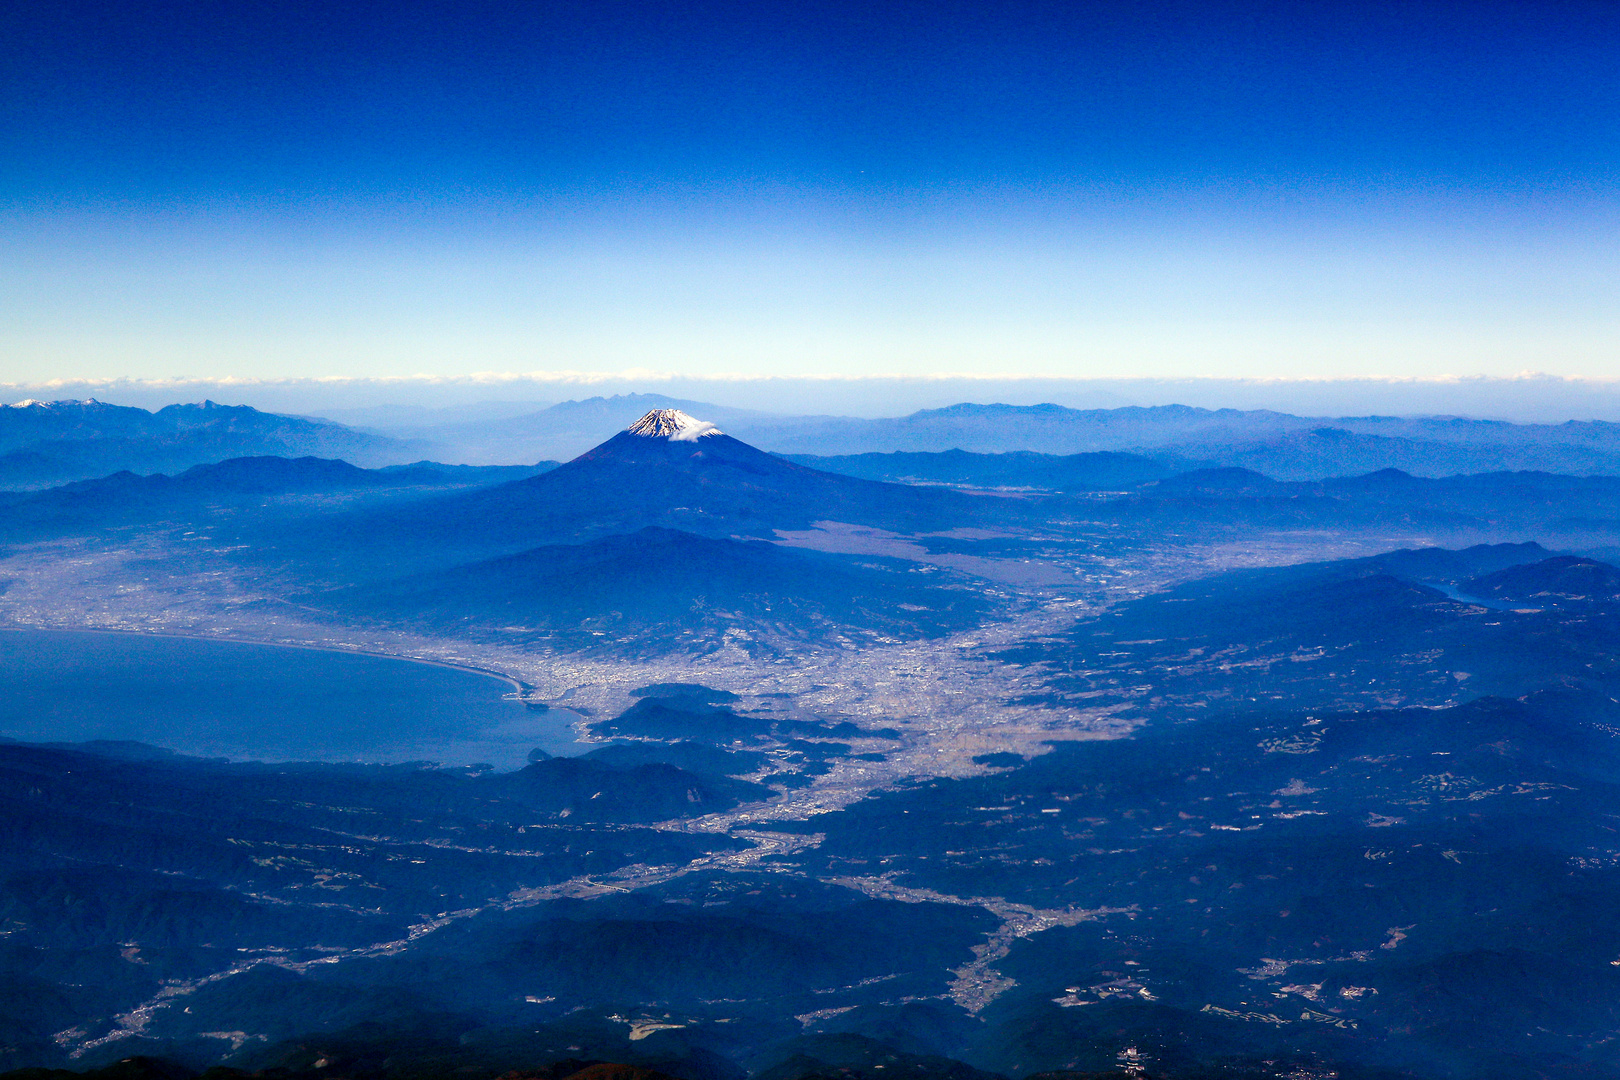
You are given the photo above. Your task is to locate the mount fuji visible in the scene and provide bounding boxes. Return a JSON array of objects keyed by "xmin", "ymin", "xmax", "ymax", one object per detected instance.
[
  {"xmin": 623, "ymin": 407, "xmax": 722, "ymax": 440},
  {"xmin": 286, "ymin": 411, "xmax": 1002, "ymax": 649},
  {"xmin": 259, "ymin": 409, "xmax": 1009, "ymax": 581}
]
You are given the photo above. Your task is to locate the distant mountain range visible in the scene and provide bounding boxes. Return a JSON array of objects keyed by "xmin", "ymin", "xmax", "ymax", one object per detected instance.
[
  {"xmin": 340, "ymin": 395, "xmax": 1620, "ymax": 479},
  {"xmin": 19, "ymin": 395, "xmax": 1620, "ymax": 488},
  {"xmin": 746, "ymin": 402, "xmax": 1620, "ymax": 475},
  {"xmin": 0, "ymin": 399, "xmax": 429, "ymax": 488},
  {"xmin": 783, "ymin": 452, "xmax": 1620, "ymax": 555}
]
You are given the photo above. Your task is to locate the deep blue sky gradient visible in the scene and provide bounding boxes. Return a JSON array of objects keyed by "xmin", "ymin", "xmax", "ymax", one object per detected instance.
[
  {"xmin": 7, "ymin": 0, "xmax": 1618, "ymax": 203},
  {"xmin": 2, "ymin": 1, "xmax": 1617, "ymax": 389}
]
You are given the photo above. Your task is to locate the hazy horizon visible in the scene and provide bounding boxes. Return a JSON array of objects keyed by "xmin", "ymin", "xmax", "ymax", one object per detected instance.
[{"xmin": 13, "ymin": 373, "xmax": 1620, "ymax": 426}]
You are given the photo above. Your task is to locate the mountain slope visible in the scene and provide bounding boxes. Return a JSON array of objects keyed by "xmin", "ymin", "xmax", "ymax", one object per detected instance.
[
  {"xmin": 314, "ymin": 525, "xmax": 991, "ymax": 651},
  {"xmin": 0, "ymin": 456, "xmax": 549, "ymax": 542},
  {"xmin": 250, "ymin": 410, "xmax": 1013, "ymax": 581},
  {"xmin": 1464, "ymin": 555, "xmax": 1620, "ymax": 606},
  {"xmin": 377, "ymin": 393, "xmax": 776, "ymax": 464},
  {"xmin": 0, "ymin": 400, "xmax": 423, "ymax": 487},
  {"xmin": 998, "ymin": 541, "xmax": 1620, "ymax": 718}
]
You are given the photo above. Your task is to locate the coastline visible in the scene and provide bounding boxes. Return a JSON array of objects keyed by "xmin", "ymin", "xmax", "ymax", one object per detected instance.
[
  {"xmin": 0, "ymin": 624, "xmax": 601, "ymax": 766},
  {"xmin": 0, "ymin": 622, "xmax": 538, "ymax": 699}
]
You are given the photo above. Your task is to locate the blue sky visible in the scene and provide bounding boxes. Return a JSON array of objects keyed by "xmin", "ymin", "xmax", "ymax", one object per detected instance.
[{"xmin": 3, "ymin": 0, "xmax": 1618, "ymax": 393}]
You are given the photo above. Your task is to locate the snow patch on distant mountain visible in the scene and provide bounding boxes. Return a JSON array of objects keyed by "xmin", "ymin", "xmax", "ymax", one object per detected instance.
[
  {"xmin": 6, "ymin": 398, "xmax": 108, "ymax": 410},
  {"xmin": 628, "ymin": 409, "xmax": 722, "ymax": 442}
]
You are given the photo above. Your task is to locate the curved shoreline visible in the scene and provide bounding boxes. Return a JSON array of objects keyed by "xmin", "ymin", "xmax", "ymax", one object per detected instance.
[
  {"xmin": 0, "ymin": 623, "xmax": 598, "ymax": 765},
  {"xmin": 0, "ymin": 623, "xmax": 537, "ymax": 699}
]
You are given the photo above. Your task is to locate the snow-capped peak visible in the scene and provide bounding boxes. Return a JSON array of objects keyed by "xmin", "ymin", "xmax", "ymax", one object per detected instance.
[{"xmin": 627, "ymin": 409, "xmax": 722, "ymax": 442}]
